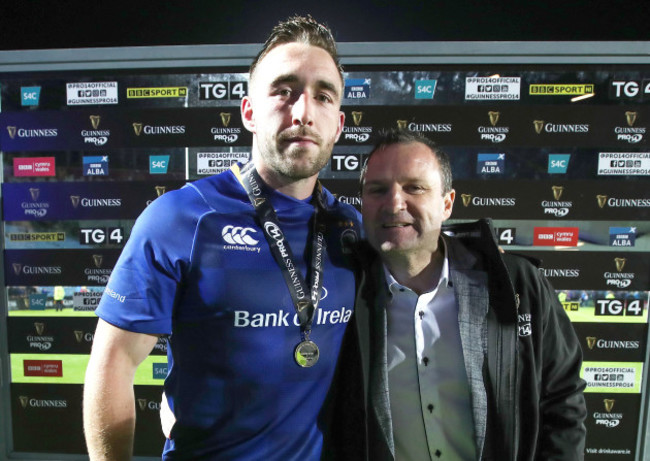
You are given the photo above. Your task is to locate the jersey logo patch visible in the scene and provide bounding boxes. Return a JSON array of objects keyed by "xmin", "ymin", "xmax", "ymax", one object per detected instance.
[{"xmin": 222, "ymin": 225, "xmax": 259, "ymax": 246}]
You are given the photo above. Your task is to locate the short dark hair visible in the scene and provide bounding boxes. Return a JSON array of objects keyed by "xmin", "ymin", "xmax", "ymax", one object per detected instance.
[
  {"xmin": 360, "ymin": 128, "xmax": 453, "ymax": 194},
  {"xmin": 249, "ymin": 15, "xmax": 343, "ymax": 86}
]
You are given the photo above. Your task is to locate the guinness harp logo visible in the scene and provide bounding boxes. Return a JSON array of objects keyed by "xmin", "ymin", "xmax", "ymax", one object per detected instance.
[
  {"xmin": 93, "ymin": 254, "xmax": 103, "ymax": 268},
  {"xmin": 488, "ymin": 111, "xmax": 500, "ymax": 126},
  {"xmin": 352, "ymin": 111, "xmax": 363, "ymax": 126},
  {"xmin": 132, "ymin": 123, "xmax": 143, "ymax": 136},
  {"xmin": 396, "ymin": 120, "xmax": 408, "ymax": 130},
  {"xmin": 220, "ymin": 112, "xmax": 231, "ymax": 127},
  {"xmin": 297, "ymin": 301, "xmax": 310, "ymax": 312},
  {"xmin": 12, "ymin": 263, "xmax": 22, "ymax": 275},
  {"xmin": 19, "ymin": 396, "xmax": 29, "ymax": 409},
  {"xmin": 70, "ymin": 196, "xmax": 81, "ymax": 208},
  {"xmin": 155, "ymin": 186, "xmax": 167, "ymax": 197},
  {"xmin": 552, "ymin": 186, "xmax": 564, "ymax": 201},
  {"xmin": 90, "ymin": 115, "xmax": 101, "ymax": 129},
  {"xmin": 614, "ymin": 257, "xmax": 626, "ymax": 272},
  {"xmin": 74, "ymin": 330, "xmax": 84, "ymax": 343},
  {"xmin": 604, "ymin": 399, "xmax": 615, "ymax": 413},
  {"xmin": 34, "ymin": 322, "xmax": 45, "ymax": 335},
  {"xmin": 29, "ymin": 187, "xmax": 40, "ymax": 201},
  {"xmin": 586, "ymin": 337, "xmax": 597, "ymax": 350},
  {"xmin": 137, "ymin": 399, "xmax": 147, "ymax": 411},
  {"xmin": 7, "ymin": 126, "xmax": 17, "ymax": 139},
  {"xmin": 534, "ymin": 120, "xmax": 544, "ymax": 134},
  {"xmin": 597, "ymin": 195, "xmax": 608, "ymax": 209},
  {"xmin": 461, "ymin": 194, "xmax": 472, "ymax": 207},
  {"xmin": 254, "ymin": 197, "xmax": 266, "ymax": 207},
  {"xmin": 625, "ymin": 111, "xmax": 637, "ymax": 127}
]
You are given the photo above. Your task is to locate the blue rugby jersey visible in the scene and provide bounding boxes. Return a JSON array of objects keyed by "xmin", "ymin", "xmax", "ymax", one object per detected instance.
[{"xmin": 96, "ymin": 168, "xmax": 361, "ymax": 460}]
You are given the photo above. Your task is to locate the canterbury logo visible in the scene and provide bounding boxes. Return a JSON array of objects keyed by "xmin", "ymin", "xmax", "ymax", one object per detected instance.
[{"xmin": 222, "ymin": 226, "xmax": 259, "ymax": 246}]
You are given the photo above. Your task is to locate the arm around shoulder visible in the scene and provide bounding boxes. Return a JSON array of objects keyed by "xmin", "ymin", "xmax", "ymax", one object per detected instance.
[{"xmin": 83, "ymin": 318, "xmax": 159, "ymax": 461}]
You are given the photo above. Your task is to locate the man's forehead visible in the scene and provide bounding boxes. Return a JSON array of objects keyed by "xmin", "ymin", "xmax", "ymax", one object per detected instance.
[
  {"xmin": 365, "ymin": 147, "xmax": 441, "ymax": 179},
  {"xmin": 252, "ymin": 43, "xmax": 342, "ymax": 86}
]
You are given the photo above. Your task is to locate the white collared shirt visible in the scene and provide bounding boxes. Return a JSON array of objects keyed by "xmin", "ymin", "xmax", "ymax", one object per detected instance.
[{"xmin": 385, "ymin": 246, "xmax": 477, "ymax": 461}]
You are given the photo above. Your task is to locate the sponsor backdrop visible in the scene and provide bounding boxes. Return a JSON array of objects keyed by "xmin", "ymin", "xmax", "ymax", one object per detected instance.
[{"xmin": 1, "ymin": 67, "xmax": 649, "ymax": 458}]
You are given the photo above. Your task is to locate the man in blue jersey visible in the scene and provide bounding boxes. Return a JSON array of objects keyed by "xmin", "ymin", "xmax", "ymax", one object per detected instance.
[{"xmin": 83, "ymin": 16, "xmax": 361, "ymax": 460}]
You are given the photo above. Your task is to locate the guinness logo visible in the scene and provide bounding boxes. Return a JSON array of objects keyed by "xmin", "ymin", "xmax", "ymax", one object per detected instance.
[
  {"xmin": 34, "ymin": 322, "xmax": 45, "ymax": 335},
  {"xmin": 586, "ymin": 336, "xmax": 597, "ymax": 350},
  {"xmin": 625, "ymin": 111, "xmax": 637, "ymax": 127},
  {"xmin": 155, "ymin": 186, "xmax": 166, "ymax": 197},
  {"xmin": 552, "ymin": 185, "xmax": 564, "ymax": 201},
  {"xmin": 74, "ymin": 331, "xmax": 84, "ymax": 343},
  {"xmin": 19, "ymin": 396, "xmax": 29, "ymax": 409},
  {"xmin": 29, "ymin": 188, "xmax": 40, "ymax": 201},
  {"xmin": 397, "ymin": 120, "xmax": 408, "ymax": 130},
  {"xmin": 604, "ymin": 399, "xmax": 615, "ymax": 413},
  {"xmin": 132, "ymin": 123, "xmax": 143, "ymax": 136},
  {"xmin": 70, "ymin": 196, "xmax": 81, "ymax": 208},
  {"xmin": 461, "ymin": 194, "xmax": 472, "ymax": 207},
  {"xmin": 220, "ymin": 112, "xmax": 231, "ymax": 127},
  {"xmin": 597, "ymin": 195, "xmax": 608, "ymax": 209},
  {"xmin": 12, "ymin": 263, "xmax": 21, "ymax": 275},
  {"xmin": 615, "ymin": 257, "xmax": 626, "ymax": 272},
  {"xmin": 7, "ymin": 126, "xmax": 17, "ymax": 139},
  {"xmin": 488, "ymin": 111, "xmax": 500, "ymax": 126},
  {"xmin": 137, "ymin": 399, "xmax": 147, "ymax": 411},
  {"xmin": 352, "ymin": 111, "xmax": 363, "ymax": 126},
  {"xmin": 254, "ymin": 197, "xmax": 266, "ymax": 207},
  {"xmin": 534, "ymin": 120, "xmax": 544, "ymax": 134},
  {"xmin": 297, "ymin": 301, "xmax": 310, "ymax": 312},
  {"xmin": 90, "ymin": 115, "xmax": 101, "ymax": 129},
  {"xmin": 93, "ymin": 254, "xmax": 103, "ymax": 268}
]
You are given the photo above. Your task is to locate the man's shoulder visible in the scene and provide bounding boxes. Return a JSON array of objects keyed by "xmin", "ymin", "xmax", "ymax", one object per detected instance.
[{"xmin": 320, "ymin": 184, "xmax": 362, "ymax": 222}]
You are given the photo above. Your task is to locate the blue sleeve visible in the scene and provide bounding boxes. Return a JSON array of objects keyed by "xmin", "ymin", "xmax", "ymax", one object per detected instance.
[{"xmin": 95, "ymin": 186, "xmax": 204, "ymax": 334}]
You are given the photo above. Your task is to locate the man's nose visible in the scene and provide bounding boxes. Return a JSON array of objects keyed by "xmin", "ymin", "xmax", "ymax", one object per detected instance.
[
  {"xmin": 384, "ymin": 186, "xmax": 406, "ymax": 213},
  {"xmin": 292, "ymin": 93, "xmax": 314, "ymax": 126}
]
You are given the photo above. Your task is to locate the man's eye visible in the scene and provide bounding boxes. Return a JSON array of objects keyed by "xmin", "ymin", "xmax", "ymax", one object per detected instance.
[
  {"xmin": 317, "ymin": 93, "xmax": 333, "ymax": 103},
  {"xmin": 406, "ymin": 185, "xmax": 426, "ymax": 194}
]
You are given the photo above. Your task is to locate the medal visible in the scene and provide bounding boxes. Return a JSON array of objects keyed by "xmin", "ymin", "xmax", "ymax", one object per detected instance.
[
  {"xmin": 236, "ymin": 163, "xmax": 327, "ymax": 369},
  {"xmin": 294, "ymin": 340, "xmax": 320, "ymax": 368}
]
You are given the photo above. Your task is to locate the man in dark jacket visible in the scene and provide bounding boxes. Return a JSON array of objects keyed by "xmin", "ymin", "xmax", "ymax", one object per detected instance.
[{"xmin": 326, "ymin": 128, "xmax": 587, "ymax": 460}]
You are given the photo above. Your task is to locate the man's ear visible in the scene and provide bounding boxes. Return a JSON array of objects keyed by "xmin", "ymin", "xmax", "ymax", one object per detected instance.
[
  {"xmin": 241, "ymin": 96, "xmax": 255, "ymax": 133},
  {"xmin": 333, "ymin": 110, "xmax": 345, "ymax": 142},
  {"xmin": 443, "ymin": 189, "xmax": 455, "ymax": 221}
]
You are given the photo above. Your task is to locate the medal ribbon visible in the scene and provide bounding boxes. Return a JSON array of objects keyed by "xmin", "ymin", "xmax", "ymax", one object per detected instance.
[{"xmin": 235, "ymin": 162, "xmax": 326, "ymax": 341}]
